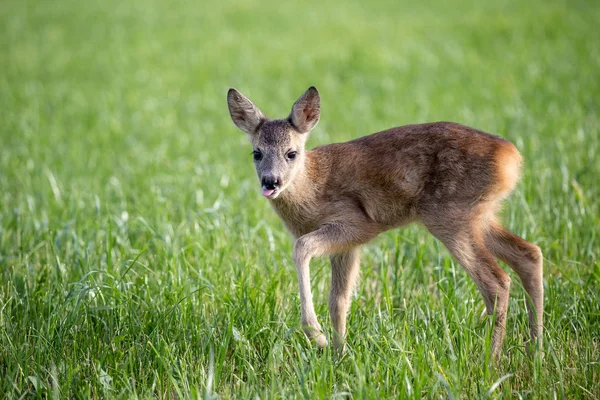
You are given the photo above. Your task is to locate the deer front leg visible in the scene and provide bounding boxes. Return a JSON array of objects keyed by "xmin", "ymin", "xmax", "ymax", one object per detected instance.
[
  {"xmin": 330, "ymin": 247, "xmax": 361, "ymax": 352},
  {"xmin": 292, "ymin": 235, "xmax": 327, "ymax": 348},
  {"xmin": 293, "ymin": 232, "xmax": 327, "ymax": 348},
  {"xmin": 293, "ymin": 221, "xmax": 377, "ymax": 349}
]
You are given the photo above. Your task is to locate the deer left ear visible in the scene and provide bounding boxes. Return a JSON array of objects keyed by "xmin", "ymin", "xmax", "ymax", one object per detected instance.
[{"xmin": 290, "ymin": 86, "xmax": 320, "ymax": 134}]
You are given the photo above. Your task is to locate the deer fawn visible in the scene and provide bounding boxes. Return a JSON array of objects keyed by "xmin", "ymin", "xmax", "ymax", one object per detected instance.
[{"xmin": 227, "ymin": 86, "xmax": 543, "ymax": 359}]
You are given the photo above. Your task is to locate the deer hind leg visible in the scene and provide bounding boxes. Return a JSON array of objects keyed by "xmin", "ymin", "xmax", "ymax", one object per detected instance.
[
  {"xmin": 329, "ymin": 247, "xmax": 361, "ymax": 353},
  {"xmin": 424, "ymin": 216, "xmax": 511, "ymax": 360},
  {"xmin": 485, "ymin": 221, "xmax": 543, "ymax": 351}
]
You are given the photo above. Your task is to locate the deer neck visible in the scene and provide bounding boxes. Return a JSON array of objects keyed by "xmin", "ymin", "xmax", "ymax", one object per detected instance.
[
  {"xmin": 277, "ymin": 156, "xmax": 319, "ymax": 204},
  {"xmin": 268, "ymin": 154, "xmax": 323, "ymax": 235}
]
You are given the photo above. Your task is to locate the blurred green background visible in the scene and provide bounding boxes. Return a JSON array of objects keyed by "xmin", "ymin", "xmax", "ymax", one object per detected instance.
[{"xmin": 1, "ymin": 0, "xmax": 599, "ymax": 398}]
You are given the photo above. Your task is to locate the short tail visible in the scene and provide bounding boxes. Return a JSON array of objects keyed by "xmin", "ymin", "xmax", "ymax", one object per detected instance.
[{"xmin": 488, "ymin": 140, "xmax": 523, "ymax": 201}]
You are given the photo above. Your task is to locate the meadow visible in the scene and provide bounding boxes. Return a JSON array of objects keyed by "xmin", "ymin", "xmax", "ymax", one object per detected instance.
[{"xmin": 1, "ymin": 0, "xmax": 599, "ymax": 398}]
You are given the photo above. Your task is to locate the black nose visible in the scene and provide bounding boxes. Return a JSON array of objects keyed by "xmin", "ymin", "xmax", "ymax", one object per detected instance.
[{"xmin": 262, "ymin": 176, "xmax": 280, "ymax": 190}]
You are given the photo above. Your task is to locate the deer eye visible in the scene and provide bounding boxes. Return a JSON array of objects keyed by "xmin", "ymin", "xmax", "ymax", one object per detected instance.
[
  {"xmin": 286, "ymin": 151, "xmax": 297, "ymax": 161},
  {"xmin": 252, "ymin": 150, "xmax": 262, "ymax": 161}
]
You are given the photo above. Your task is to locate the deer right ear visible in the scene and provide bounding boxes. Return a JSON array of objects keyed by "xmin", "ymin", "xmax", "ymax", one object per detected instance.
[{"xmin": 227, "ymin": 88, "xmax": 266, "ymax": 135}]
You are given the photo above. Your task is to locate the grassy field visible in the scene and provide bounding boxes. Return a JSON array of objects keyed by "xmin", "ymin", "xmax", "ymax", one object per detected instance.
[{"xmin": 1, "ymin": 0, "xmax": 599, "ymax": 398}]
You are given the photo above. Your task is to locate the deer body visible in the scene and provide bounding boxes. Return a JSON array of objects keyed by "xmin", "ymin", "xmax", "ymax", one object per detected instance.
[
  {"xmin": 270, "ymin": 122, "xmax": 520, "ymax": 236},
  {"xmin": 227, "ymin": 87, "xmax": 543, "ymax": 360}
]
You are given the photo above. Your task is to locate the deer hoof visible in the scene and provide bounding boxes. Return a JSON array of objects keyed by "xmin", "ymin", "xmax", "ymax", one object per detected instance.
[
  {"xmin": 304, "ymin": 326, "xmax": 328, "ymax": 348},
  {"xmin": 313, "ymin": 332, "xmax": 328, "ymax": 348}
]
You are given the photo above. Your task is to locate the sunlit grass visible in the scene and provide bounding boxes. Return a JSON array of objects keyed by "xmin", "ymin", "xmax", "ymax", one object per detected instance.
[{"xmin": 1, "ymin": 0, "xmax": 599, "ymax": 398}]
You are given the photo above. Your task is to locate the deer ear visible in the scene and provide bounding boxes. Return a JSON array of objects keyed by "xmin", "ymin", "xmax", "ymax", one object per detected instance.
[
  {"xmin": 289, "ymin": 86, "xmax": 320, "ymax": 134},
  {"xmin": 227, "ymin": 88, "xmax": 266, "ymax": 134}
]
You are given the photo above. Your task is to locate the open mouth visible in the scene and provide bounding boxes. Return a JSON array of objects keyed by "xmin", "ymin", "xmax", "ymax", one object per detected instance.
[{"xmin": 262, "ymin": 187, "xmax": 278, "ymax": 198}]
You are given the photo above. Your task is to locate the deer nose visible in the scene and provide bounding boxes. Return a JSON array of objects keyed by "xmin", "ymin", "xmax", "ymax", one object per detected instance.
[{"xmin": 262, "ymin": 176, "xmax": 280, "ymax": 190}]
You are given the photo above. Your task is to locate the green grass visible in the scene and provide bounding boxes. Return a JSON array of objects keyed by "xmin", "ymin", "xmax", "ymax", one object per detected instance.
[{"xmin": 1, "ymin": 0, "xmax": 599, "ymax": 397}]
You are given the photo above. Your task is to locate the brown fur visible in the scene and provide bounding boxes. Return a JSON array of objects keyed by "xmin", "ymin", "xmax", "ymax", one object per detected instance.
[{"xmin": 227, "ymin": 87, "xmax": 544, "ymax": 360}]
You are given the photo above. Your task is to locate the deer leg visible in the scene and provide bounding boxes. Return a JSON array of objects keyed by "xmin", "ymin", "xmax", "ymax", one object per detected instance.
[
  {"xmin": 329, "ymin": 247, "xmax": 361, "ymax": 352},
  {"xmin": 293, "ymin": 221, "xmax": 376, "ymax": 349},
  {"xmin": 292, "ymin": 238, "xmax": 327, "ymax": 347},
  {"xmin": 425, "ymin": 220, "xmax": 511, "ymax": 360},
  {"xmin": 485, "ymin": 222, "xmax": 544, "ymax": 351}
]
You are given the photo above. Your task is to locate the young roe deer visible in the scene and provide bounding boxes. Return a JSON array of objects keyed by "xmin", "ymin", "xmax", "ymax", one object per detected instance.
[{"xmin": 227, "ymin": 86, "xmax": 543, "ymax": 359}]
